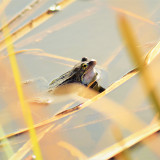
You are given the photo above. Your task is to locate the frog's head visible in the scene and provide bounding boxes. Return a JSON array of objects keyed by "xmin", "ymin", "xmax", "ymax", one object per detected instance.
[{"xmin": 73, "ymin": 57, "xmax": 98, "ymax": 85}]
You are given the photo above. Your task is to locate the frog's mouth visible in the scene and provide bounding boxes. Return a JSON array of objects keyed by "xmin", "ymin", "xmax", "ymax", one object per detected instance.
[{"xmin": 82, "ymin": 60, "xmax": 97, "ymax": 85}]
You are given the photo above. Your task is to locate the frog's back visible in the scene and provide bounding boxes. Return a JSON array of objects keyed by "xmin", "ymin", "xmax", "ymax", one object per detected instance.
[{"xmin": 49, "ymin": 70, "xmax": 72, "ymax": 87}]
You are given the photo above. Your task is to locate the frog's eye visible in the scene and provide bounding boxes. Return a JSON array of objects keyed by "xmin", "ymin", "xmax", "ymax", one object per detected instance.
[{"xmin": 81, "ymin": 63, "xmax": 88, "ymax": 69}]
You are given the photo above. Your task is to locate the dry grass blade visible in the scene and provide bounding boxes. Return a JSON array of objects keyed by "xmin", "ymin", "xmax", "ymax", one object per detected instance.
[
  {"xmin": 1, "ymin": 49, "xmax": 77, "ymax": 67},
  {"xmin": 58, "ymin": 0, "xmax": 75, "ymax": 9},
  {"xmin": 0, "ymin": 0, "xmax": 48, "ymax": 34},
  {"xmin": 145, "ymin": 41, "xmax": 160, "ymax": 64},
  {"xmin": 0, "ymin": 0, "xmax": 75, "ymax": 52},
  {"xmin": 89, "ymin": 121, "xmax": 160, "ymax": 160},
  {"xmin": 101, "ymin": 45, "xmax": 123, "ymax": 68},
  {"xmin": 13, "ymin": 50, "xmax": 79, "ymax": 63}
]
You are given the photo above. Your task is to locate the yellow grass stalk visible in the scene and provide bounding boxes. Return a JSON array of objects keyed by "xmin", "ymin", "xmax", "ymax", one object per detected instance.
[
  {"xmin": 1, "ymin": 17, "xmax": 43, "ymax": 159},
  {"xmin": 118, "ymin": 14, "xmax": 160, "ymax": 115},
  {"xmin": 0, "ymin": 126, "xmax": 14, "ymax": 159},
  {"xmin": 0, "ymin": 0, "xmax": 75, "ymax": 52}
]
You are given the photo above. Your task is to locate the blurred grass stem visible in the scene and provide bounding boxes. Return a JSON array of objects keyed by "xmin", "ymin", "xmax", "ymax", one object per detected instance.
[
  {"xmin": 1, "ymin": 16, "xmax": 43, "ymax": 159},
  {"xmin": 118, "ymin": 14, "xmax": 160, "ymax": 118}
]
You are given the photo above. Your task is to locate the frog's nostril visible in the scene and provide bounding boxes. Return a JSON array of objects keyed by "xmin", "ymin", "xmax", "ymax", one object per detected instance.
[{"xmin": 89, "ymin": 59, "xmax": 96, "ymax": 66}]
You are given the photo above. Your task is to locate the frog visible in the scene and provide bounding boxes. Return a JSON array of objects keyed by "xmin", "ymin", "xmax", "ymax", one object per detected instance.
[{"xmin": 48, "ymin": 57, "xmax": 105, "ymax": 94}]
